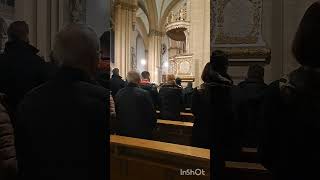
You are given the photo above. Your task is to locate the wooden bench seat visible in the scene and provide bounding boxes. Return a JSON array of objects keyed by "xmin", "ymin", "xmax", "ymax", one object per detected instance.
[
  {"xmin": 225, "ymin": 161, "xmax": 271, "ymax": 180},
  {"xmin": 110, "ymin": 135, "xmax": 210, "ymax": 180},
  {"xmin": 153, "ymin": 119, "xmax": 193, "ymax": 146},
  {"xmin": 110, "ymin": 135, "xmax": 272, "ymax": 180}
]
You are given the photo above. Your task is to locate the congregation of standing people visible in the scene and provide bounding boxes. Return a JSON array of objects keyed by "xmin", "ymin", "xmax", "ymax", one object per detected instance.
[
  {"xmin": 0, "ymin": 1, "xmax": 319, "ymax": 180},
  {"xmin": 111, "ymin": 2, "xmax": 320, "ymax": 180},
  {"xmin": 0, "ymin": 22, "xmax": 109, "ymax": 180}
]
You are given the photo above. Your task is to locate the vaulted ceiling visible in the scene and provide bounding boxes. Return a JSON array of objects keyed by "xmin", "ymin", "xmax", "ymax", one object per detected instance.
[{"xmin": 136, "ymin": 0, "xmax": 182, "ymax": 34}]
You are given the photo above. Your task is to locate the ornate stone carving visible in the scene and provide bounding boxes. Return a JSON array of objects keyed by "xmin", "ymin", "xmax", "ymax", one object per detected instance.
[
  {"xmin": 69, "ymin": 0, "xmax": 86, "ymax": 23},
  {"xmin": 169, "ymin": 54, "xmax": 194, "ymax": 78},
  {"xmin": 0, "ymin": 17, "xmax": 8, "ymax": 52},
  {"xmin": 114, "ymin": 0, "xmax": 138, "ymax": 11},
  {"xmin": 211, "ymin": 0, "xmax": 271, "ymax": 62},
  {"xmin": 217, "ymin": 47, "xmax": 271, "ymax": 61},
  {"xmin": 149, "ymin": 29, "xmax": 165, "ymax": 37},
  {"xmin": 213, "ymin": 0, "xmax": 263, "ymax": 44}
]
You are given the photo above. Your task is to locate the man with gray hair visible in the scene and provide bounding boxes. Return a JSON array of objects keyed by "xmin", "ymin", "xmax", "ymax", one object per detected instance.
[
  {"xmin": 115, "ymin": 71, "xmax": 156, "ymax": 139},
  {"xmin": 15, "ymin": 24, "xmax": 108, "ymax": 180}
]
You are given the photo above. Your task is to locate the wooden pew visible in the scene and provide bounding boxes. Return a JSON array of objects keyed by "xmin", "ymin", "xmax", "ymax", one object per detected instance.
[
  {"xmin": 225, "ymin": 161, "xmax": 271, "ymax": 180},
  {"xmin": 110, "ymin": 135, "xmax": 272, "ymax": 180},
  {"xmin": 184, "ymin": 108, "xmax": 192, "ymax": 113},
  {"xmin": 110, "ymin": 135, "xmax": 210, "ymax": 180},
  {"xmin": 153, "ymin": 119, "xmax": 193, "ymax": 146},
  {"xmin": 239, "ymin": 147, "xmax": 258, "ymax": 163},
  {"xmin": 156, "ymin": 111, "xmax": 195, "ymax": 122}
]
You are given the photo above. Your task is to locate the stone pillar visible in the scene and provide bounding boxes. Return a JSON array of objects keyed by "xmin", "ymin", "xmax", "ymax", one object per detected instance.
[
  {"xmin": 189, "ymin": 0, "xmax": 210, "ymax": 86},
  {"xmin": 148, "ymin": 29, "xmax": 163, "ymax": 84},
  {"xmin": 145, "ymin": 49, "xmax": 149, "ymax": 66},
  {"xmin": 15, "ymin": 0, "xmax": 71, "ymax": 60},
  {"xmin": 114, "ymin": 0, "xmax": 137, "ymax": 77}
]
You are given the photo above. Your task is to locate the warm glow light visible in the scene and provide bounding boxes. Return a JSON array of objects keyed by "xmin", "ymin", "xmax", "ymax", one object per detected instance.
[
  {"xmin": 141, "ymin": 59, "xmax": 146, "ymax": 66},
  {"xmin": 164, "ymin": 61, "xmax": 169, "ymax": 68}
]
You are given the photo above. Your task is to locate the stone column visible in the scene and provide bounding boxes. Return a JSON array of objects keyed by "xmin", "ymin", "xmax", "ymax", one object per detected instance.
[
  {"xmin": 189, "ymin": 0, "xmax": 210, "ymax": 86},
  {"xmin": 114, "ymin": 0, "xmax": 137, "ymax": 77},
  {"xmin": 15, "ymin": 0, "xmax": 70, "ymax": 60},
  {"xmin": 148, "ymin": 29, "xmax": 163, "ymax": 84},
  {"xmin": 145, "ymin": 49, "xmax": 149, "ymax": 66}
]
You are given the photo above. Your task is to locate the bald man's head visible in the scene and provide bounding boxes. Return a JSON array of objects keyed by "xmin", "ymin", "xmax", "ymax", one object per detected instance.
[{"xmin": 52, "ymin": 24, "xmax": 99, "ymax": 76}]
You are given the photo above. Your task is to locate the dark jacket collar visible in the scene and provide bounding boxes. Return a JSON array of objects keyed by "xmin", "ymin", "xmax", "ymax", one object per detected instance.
[
  {"xmin": 112, "ymin": 74, "xmax": 122, "ymax": 79},
  {"xmin": 54, "ymin": 67, "xmax": 97, "ymax": 84},
  {"xmin": 239, "ymin": 79, "xmax": 265, "ymax": 86},
  {"xmin": 127, "ymin": 82, "xmax": 139, "ymax": 87},
  {"xmin": 4, "ymin": 40, "xmax": 39, "ymax": 55}
]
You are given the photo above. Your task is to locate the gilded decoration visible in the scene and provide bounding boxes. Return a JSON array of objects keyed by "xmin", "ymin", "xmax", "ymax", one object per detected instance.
[{"xmin": 214, "ymin": 0, "xmax": 262, "ymax": 44}]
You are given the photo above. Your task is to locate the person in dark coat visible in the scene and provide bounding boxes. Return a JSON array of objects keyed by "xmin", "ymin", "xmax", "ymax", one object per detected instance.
[
  {"xmin": 140, "ymin": 71, "xmax": 159, "ymax": 109},
  {"xmin": 0, "ymin": 21, "xmax": 56, "ymax": 115},
  {"xmin": 95, "ymin": 32, "xmax": 111, "ymax": 90},
  {"xmin": 110, "ymin": 68, "xmax": 125, "ymax": 98},
  {"xmin": 192, "ymin": 52, "xmax": 237, "ymax": 179},
  {"xmin": 234, "ymin": 64, "xmax": 267, "ymax": 147},
  {"xmin": 175, "ymin": 77, "xmax": 182, "ymax": 87},
  {"xmin": 183, "ymin": 82, "xmax": 194, "ymax": 108},
  {"xmin": 158, "ymin": 74, "xmax": 184, "ymax": 120},
  {"xmin": 115, "ymin": 71, "xmax": 157, "ymax": 139},
  {"xmin": 0, "ymin": 93, "xmax": 17, "ymax": 180},
  {"xmin": 259, "ymin": 3, "xmax": 320, "ymax": 180},
  {"xmin": 14, "ymin": 24, "xmax": 108, "ymax": 180}
]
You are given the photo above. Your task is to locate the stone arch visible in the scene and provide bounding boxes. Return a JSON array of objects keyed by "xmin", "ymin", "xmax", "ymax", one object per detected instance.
[
  {"xmin": 136, "ymin": 17, "xmax": 149, "ymax": 48},
  {"xmin": 144, "ymin": 0, "xmax": 158, "ymax": 30}
]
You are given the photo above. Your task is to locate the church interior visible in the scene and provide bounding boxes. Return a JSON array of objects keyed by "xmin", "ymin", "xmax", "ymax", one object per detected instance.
[{"xmin": 0, "ymin": 0, "xmax": 320, "ymax": 180}]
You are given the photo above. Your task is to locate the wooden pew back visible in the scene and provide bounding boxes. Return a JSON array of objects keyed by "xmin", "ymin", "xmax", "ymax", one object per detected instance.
[
  {"xmin": 110, "ymin": 135, "xmax": 210, "ymax": 180},
  {"xmin": 156, "ymin": 111, "xmax": 195, "ymax": 122},
  {"xmin": 153, "ymin": 119, "xmax": 193, "ymax": 146}
]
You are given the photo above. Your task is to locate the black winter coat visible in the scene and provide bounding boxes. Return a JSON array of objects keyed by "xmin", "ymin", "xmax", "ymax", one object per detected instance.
[
  {"xmin": 0, "ymin": 40, "xmax": 56, "ymax": 114},
  {"xmin": 191, "ymin": 74, "xmax": 238, "ymax": 180},
  {"xmin": 234, "ymin": 79, "xmax": 267, "ymax": 147},
  {"xmin": 158, "ymin": 84, "xmax": 183, "ymax": 120},
  {"xmin": 110, "ymin": 75, "xmax": 125, "ymax": 98},
  {"xmin": 15, "ymin": 67, "xmax": 108, "ymax": 180},
  {"xmin": 140, "ymin": 82, "xmax": 159, "ymax": 109},
  {"xmin": 115, "ymin": 83, "xmax": 157, "ymax": 139},
  {"xmin": 259, "ymin": 67, "xmax": 320, "ymax": 180}
]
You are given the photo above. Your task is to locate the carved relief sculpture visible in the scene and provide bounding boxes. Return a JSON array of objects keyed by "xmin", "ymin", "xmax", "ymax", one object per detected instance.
[
  {"xmin": 212, "ymin": 0, "xmax": 271, "ymax": 61},
  {"xmin": 69, "ymin": 0, "xmax": 83, "ymax": 23}
]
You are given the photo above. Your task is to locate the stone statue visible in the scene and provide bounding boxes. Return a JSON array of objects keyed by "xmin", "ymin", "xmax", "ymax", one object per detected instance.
[
  {"xmin": 179, "ymin": 9, "xmax": 185, "ymax": 21},
  {"xmin": 131, "ymin": 47, "xmax": 137, "ymax": 70},
  {"xmin": 170, "ymin": 11, "xmax": 175, "ymax": 23},
  {"xmin": 69, "ymin": 0, "xmax": 83, "ymax": 23},
  {"xmin": 0, "ymin": 18, "xmax": 7, "ymax": 52}
]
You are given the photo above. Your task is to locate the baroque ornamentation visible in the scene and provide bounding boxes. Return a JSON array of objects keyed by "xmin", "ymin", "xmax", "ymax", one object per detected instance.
[
  {"xmin": 169, "ymin": 54, "xmax": 193, "ymax": 78},
  {"xmin": 114, "ymin": 0, "xmax": 138, "ymax": 11},
  {"xmin": 214, "ymin": 0, "xmax": 262, "ymax": 44},
  {"xmin": 69, "ymin": 0, "xmax": 85, "ymax": 23},
  {"xmin": 149, "ymin": 29, "xmax": 165, "ymax": 37},
  {"xmin": 216, "ymin": 47, "xmax": 271, "ymax": 60}
]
